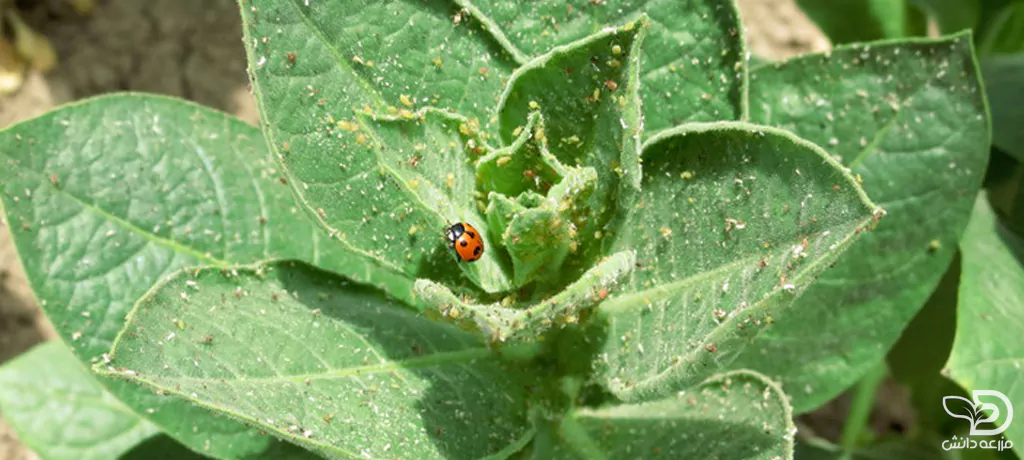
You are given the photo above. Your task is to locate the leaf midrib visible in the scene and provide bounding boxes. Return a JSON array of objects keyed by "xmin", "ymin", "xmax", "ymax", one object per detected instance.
[
  {"xmin": 0, "ymin": 151, "xmax": 226, "ymax": 268},
  {"xmin": 108, "ymin": 347, "xmax": 493, "ymax": 385},
  {"xmin": 613, "ymin": 215, "xmax": 872, "ymax": 400}
]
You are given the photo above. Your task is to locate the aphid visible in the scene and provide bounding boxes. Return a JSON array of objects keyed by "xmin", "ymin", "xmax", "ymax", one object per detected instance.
[{"xmin": 446, "ymin": 222, "xmax": 484, "ymax": 262}]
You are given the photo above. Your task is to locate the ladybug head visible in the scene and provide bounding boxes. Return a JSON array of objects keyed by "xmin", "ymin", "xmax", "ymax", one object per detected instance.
[{"xmin": 445, "ymin": 222, "xmax": 465, "ymax": 246}]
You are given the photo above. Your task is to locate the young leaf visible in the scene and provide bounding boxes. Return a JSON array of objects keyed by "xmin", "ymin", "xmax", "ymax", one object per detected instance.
[
  {"xmin": 480, "ymin": 114, "xmax": 598, "ymax": 287},
  {"xmin": 533, "ymin": 370, "xmax": 794, "ymax": 459},
  {"xmin": 503, "ymin": 207, "xmax": 573, "ymax": 287},
  {"xmin": 486, "ymin": 192, "xmax": 529, "ymax": 250},
  {"xmin": 0, "ymin": 341, "xmax": 160, "ymax": 460},
  {"xmin": 476, "ymin": 112, "xmax": 564, "ymax": 198},
  {"xmin": 457, "ymin": 0, "xmax": 747, "ymax": 131},
  {"xmin": 100, "ymin": 261, "xmax": 534, "ymax": 460},
  {"xmin": 596, "ymin": 122, "xmax": 879, "ymax": 402},
  {"xmin": 416, "ymin": 250, "xmax": 635, "ymax": 343},
  {"xmin": 945, "ymin": 194, "xmax": 1024, "ymax": 451},
  {"xmin": 737, "ymin": 33, "xmax": 990, "ymax": 412},
  {"xmin": 0, "ymin": 93, "xmax": 361, "ymax": 458},
  {"xmin": 498, "ymin": 18, "xmax": 645, "ymax": 276}
]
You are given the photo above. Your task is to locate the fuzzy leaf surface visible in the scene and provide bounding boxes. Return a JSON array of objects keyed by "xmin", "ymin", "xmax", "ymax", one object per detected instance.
[
  {"xmin": 0, "ymin": 93, "xmax": 352, "ymax": 458},
  {"xmin": 102, "ymin": 261, "xmax": 533, "ymax": 460},
  {"xmin": 595, "ymin": 123, "xmax": 878, "ymax": 402},
  {"xmin": 460, "ymin": 0, "xmax": 747, "ymax": 132},
  {"xmin": 738, "ymin": 34, "xmax": 990, "ymax": 412}
]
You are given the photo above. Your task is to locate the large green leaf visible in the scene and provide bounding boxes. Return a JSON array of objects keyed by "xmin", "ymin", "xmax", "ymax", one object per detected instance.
[
  {"xmin": 945, "ymin": 194, "xmax": 1024, "ymax": 453},
  {"xmin": 593, "ymin": 122, "xmax": 879, "ymax": 402},
  {"xmin": 0, "ymin": 341, "xmax": 160, "ymax": 460},
  {"xmin": 239, "ymin": 0, "xmax": 521, "ymax": 294},
  {"xmin": 532, "ymin": 370, "xmax": 795, "ymax": 459},
  {"xmin": 738, "ymin": 33, "xmax": 990, "ymax": 412},
  {"xmin": 796, "ymin": 0, "xmax": 928, "ymax": 44},
  {"xmin": 0, "ymin": 93, "xmax": 373, "ymax": 458},
  {"xmin": 100, "ymin": 261, "xmax": 534, "ymax": 460},
  {"xmin": 982, "ymin": 54, "xmax": 1024, "ymax": 162},
  {"xmin": 459, "ymin": 0, "xmax": 747, "ymax": 133}
]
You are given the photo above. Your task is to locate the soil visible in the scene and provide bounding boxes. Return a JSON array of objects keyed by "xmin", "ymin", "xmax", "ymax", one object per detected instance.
[{"xmin": 0, "ymin": 0, "xmax": 829, "ymax": 457}]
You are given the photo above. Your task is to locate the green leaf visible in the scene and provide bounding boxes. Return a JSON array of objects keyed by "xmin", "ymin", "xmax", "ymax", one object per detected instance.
[
  {"xmin": 416, "ymin": 250, "xmax": 635, "ymax": 343},
  {"xmin": 534, "ymin": 370, "xmax": 795, "ymax": 459},
  {"xmin": 737, "ymin": 33, "xmax": 990, "ymax": 412},
  {"xmin": 796, "ymin": 0, "xmax": 928, "ymax": 44},
  {"xmin": 945, "ymin": 193, "xmax": 1024, "ymax": 453},
  {"xmin": 240, "ymin": 0, "xmax": 514, "ymax": 132},
  {"xmin": 594, "ymin": 122, "xmax": 879, "ymax": 402},
  {"xmin": 100, "ymin": 261, "xmax": 534, "ymax": 460},
  {"xmin": 497, "ymin": 18, "xmax": 645, "ymax": 277},
  {"xmin": 0, "ymin": 341, "xmax": 160, "ymax": 460},
  {"xmin": 0, "ymin": 93, "xmax": 366, "ymax": 458},
  {"xmin": 982, "ymin": 54, "xmax": 1024, "ymax": 162},
  {"xmin": 459, "ymin": 0, "xmax": 747, "ymax": 132}
]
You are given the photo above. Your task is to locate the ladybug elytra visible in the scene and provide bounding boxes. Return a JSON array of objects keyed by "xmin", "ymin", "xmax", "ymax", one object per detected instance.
[{"xmin": 446, "ymin": 222, "xmax": 484, "ymax": 262}]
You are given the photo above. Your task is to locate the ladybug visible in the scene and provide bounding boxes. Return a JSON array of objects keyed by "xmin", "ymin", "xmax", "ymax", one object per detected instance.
[{"xmin": 446, "ymin": 222, "xmax": 484, "ymax": 262}]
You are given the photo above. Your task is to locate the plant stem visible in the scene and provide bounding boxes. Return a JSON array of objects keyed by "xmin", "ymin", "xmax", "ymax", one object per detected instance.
[{"xmin": 839, "ymin": 361, "xmax": 888, "ymax": 460}]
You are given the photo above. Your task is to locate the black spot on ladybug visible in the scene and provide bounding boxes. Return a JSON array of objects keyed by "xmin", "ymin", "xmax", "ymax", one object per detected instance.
[
  {"xmin": 473, "ymin": 246, "xmax": 481, "ymax": 255},
  {"xmin": 466, "ymin": 231, "xmax": 476, "ymax": 238},
  {"xmin": 461, "ymin": 241, "xmax": 468, "ymax": 247}
]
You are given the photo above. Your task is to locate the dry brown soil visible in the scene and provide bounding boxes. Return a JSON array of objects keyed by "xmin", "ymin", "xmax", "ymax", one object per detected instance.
[{"xmin": 0, "ymin": 0, "xmax": 829, "ymax": 458}]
